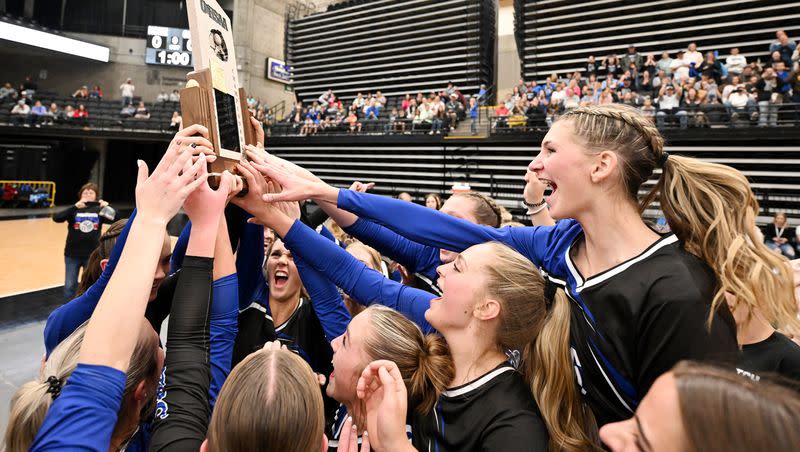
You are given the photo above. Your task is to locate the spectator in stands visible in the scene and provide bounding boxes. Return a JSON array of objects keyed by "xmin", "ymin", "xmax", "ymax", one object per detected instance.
[
  {"xmin": 0, "ymin": 82, "xmax": 16, "ymax": 101},
  {"xmin": 89, "ymin": 85, "xmax": 103, "ymax": 99},
  {"xmin": 640, "ymin": 96, "xmax": 656, "ymax": 120},
  {"xmin": 683, "ymin": 88, "xmax": 708, "ymax": 127},
  {"xmin": 762, "ymin": 212, "xmax": 796, "ymax": 258},
  {"xmin": 445, "ymin": 94, "xmax": 462, "ymax": 130},
  {"xmin": 771, "ymin": 30, "xmax": 797, "ymax": 66},
  {"xmin": 469, "ymin": 96, "xmax": 479, "ymax": 134},
  {"xmin": 63, "ymin": 105, "xmax": 75, "ymax": 119},
  {"xmin": 601, "ymin": 73, "xmax": 619, "ymax": 91},
  {"xmin": 318, "ymin": 89, "xmax": 332, "ymax": 106},
  {"xmin": 169, "ymin": 111, "xmax": 182, "ymax": 131},
  {"xmin": 72, "ymin": 85, "xmax": 89, "ymax": 98},
  {"xmin": 430, "ymin": 97, "xmax": 446, "ymax": 135},
  {"xmin": 364, "ymin": 98, "xmax": 379, "ymax": 120},
  {"xmin": 494, "ymin": 102, "xmax": 509, "ymax": 129},
  {"xmin": 134, "ymin": 101, "xmax": 150, "ymax": 119},
  {"xmin": 169, "ymin": 89, "xmax": 180, "ymax": 102},
  {"xmin": 353, "ymin": 92, "xmax": 365, "ymax": 110},
  {"xmin": 29, "ymin": 100, "xmax": 47, "ymax": 126},
  {"xmin": 345, "ymin": 107, "xmax": 361, "ymax": 133},
  {"xmin": 401, "ymin": 94, "xmax": 411, "ymax": 112},
  {"xmin": 425, "ymin": 193, "xmax": 443, "ymax": 210},
  {"xmin": 397, "ymin": 192, "xmax": 413, "ymax": 202},
  {"xmin": 405, "ymin": 98, "xmax": 417, "ymax": 119},
  {"xmin": 598, "ymin": 87, "xmax": 615, "ymax": 105},
  {"xmin": 43, "ymin": 102, "xmax": 60, "ymax": 125},
  {"xmin": 670, "ymin": 51, "xmax": 692, "ymax": 82},
  {"xmin": 727, "ymin": 85, "xmax": 757, "ymax": 124},
  {"xmin": 120, "ymin": 102, "xmax": 136, "ymax": 118},
  {"xmin": 586, "ymin": 55, "xmax": 597, "ymax": 76},
  {"xmin": 769, "ymin": 51, "xmax": 785, "ymax": 69},
  {"xmin": 376, "ymin": 90, "xmax": 387, "ymax": 107},
  {"xmin": 656, "ymin": 52, "xmax": 673, "ymax": 75},
  {"xmin": 726, "ymin": 47, "xmax": 747, "ymax": 77},
  {"xmin": 73, "ymin": 104, "xmax": 89, "ymax": 125},
  {"xmin": 156, "ymin": 91, "xmax": 169, "ymax": 102},
  {"xmin": 301, "ymin": 102, "xmax": 321, "ymax": 135},
  {"xmin": 656, "ymin": 83, "xmax": 687, "ymax": 128},
  {"xmin": 622, "ymin": 44, "xmax": 642, "ymax": 70},
  {"xmin": 684, "ymin": 42, "xmax": 704, "ymax": 66},
  {"xmin": 18, "ymin": 90, "xmax": 31, "ymax": 106},
  {"xmin": 637, "ymin": 70, "xmax": 654, "ymax": 95},
  {"xmin": 477, "ymin": 83, "xmax": 488, "ymax": 104},
  {"xmin": 119, "ymin": 78, "xmax": 135, "ymax": 106},
  {"xmin": 698, "ymin": 52, "xmax": 723, "ymax": 84},
  {"xmin": 601, "ymin": 54, "xmax": 621, "ymax": 76},
  {"xmin": 10, "ymin": 99, "xmax": 30, "ymax": 126},
  {"xmin": 580, "ymin": 86, "xmax": 596, "ymax": 105},
  {"xmin": 641, "ymin": 53, "xmax": 657, "ymax": 77},
  {"xmin": 21, "ymin": 75, "xmax": 37, "ymax": 97},
  {"xmin": 756, "ymin": 67, "xmax": 783, "ymax": 126}
]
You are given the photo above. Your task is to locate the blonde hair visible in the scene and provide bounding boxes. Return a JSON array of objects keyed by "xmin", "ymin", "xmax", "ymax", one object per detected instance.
[
  {"xmin": 560, "ymin": 104, "xmax": 798, "ymax": 331},
  {"xmin": 363, "ymin": 305, "xmax": 453, "ymax": 414},
  {"xmin": 207, "ymin": 349, "xmax": 324, "ymax": 452},
  {"xmin": 4, "ymin": 321, "xmax": 160, "ymax": 452},
  {"xmin": 480, "ymin": 242, "xmax": 600, "ymax": 451},
  {"xmin": 345, "ymin": 242, "xmax": 383, "ymax": 272}
]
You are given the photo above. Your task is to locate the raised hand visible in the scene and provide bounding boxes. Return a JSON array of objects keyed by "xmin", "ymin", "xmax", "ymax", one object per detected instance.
[
  {"xmin": 135, "ymin": 138, "xmax": 208, "ymax": 225},
  {"xmin": 183, "ymin": 164, "xmax": 236, "ymax": 228},
  {"xmin": 349, "ymin": 181, "xmax": 375, "ymax": 193},
  {"xmin": 249, "ymin": 158, "xmax": 337, "ymax": 204},
  {"xmin": 231, "ymin": 160, "xmax": 296, "ymax": 236},
  {"xmin": 523, "ymin": 169, "xmax": 548, "ymax": 204},
  {"xmin": 244, "ymin": 146, "xmax": 321, "ymax": 184},
  {"xmin": 357, "ymin": 360, "xmax": 415, "ymax": 452}
]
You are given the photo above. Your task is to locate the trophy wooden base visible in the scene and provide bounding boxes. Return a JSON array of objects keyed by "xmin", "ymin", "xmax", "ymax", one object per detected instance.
[{"xmin": 179, "ymin": 68, "xmax": 256, "ymax": 192}]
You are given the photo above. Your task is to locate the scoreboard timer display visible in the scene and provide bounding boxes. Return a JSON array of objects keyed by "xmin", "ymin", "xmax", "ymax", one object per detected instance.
[{"xmin": 145, "ymin": 26, "xmax": 193, "ymax": 67}]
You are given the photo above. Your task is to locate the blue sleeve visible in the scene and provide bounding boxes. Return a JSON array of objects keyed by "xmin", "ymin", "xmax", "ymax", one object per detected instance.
[
  {"xmin": 31, "ymin": 364, "xmax": 126, "ymax": 452},
  {"xmin": 283, "ymin": 220, "xmax": 436, "ymax": 333},
  {"xmin": 169, "ymin": 221, "xmax": 192, "ymax": 274},
  {"xmin": 208, "ymin": 273, "xmax": 238, "ymax": 410},
  {"xmin": 344, "ymin": 217, "xmax": 441, "ymax": 281},
  {"xmin": 338, "ymin": 190, "xmax": 558, "ymax": 269},
  {"xmin": 294, "ymin": 256, "xmax": 350, "ymax": 341},
  {"xmin": 235, "ymin": 220, "xmax": 268, "ymax": 310},
  {"xmin": 318, "ymin": 224, "xmax": 341, "ymax": 247},
  {"xmin": 43, "ymin": 209, "xmax": 137, "ymax": 357}
]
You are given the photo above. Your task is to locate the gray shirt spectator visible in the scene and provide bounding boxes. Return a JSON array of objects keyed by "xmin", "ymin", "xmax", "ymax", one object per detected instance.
[
  {"xmin": 656, "ymin": 52, "xmax": 673, "ymax": 75},
  {"xmin": 726, "ymin": 48, "xmax": 747, "ymax": 75}
]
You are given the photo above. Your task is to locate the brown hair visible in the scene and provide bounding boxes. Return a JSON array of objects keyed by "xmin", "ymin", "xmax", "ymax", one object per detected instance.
[
  {"xmin": 75, "ymin": 219, "xmax": 128, "ymax": 297},
  {"xmin": 362, "ymin": 305, "xmax": 453, "ymax": 414},
  {"xmin": 345, "ymin": 242, "xmax": 383, "ymax": 272},
  {"xmin": 560, "ymin": 104, "xmax": 798, "ymax": 331},
  {"xmin": 3, "ymin": 321, "xmax": 160, "ymax": 452},
  {"xmin": 424, "ymin": 193, "xmax": 443, "ymax": 209},
  {"xmin": 480, "ymin": 242, "xmax": 600, "ymax": 451},
  {"xmin": 206, "ymin": 349, "xmax": 324, "ymax": 452},
  {"xmin": 673, "ymin": 361, "xmax": 800, "ymax": 452},
  {"xmin": 451, "ymin": 191, "xmax": 502, "ymax": 227},
  {"xmin": 77, "ymin": 182, "xmax": 99, "ymax": 199}
]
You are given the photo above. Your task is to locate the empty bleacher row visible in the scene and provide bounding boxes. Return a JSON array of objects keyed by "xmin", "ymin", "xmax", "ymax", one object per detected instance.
[
  {"xmin": 514, "ymin": 0, "xmax": 800, "ymax": 82},
  {"xmin": 287, "ymin": 0, "xmax": 496, "ymax": 103},
  {"xmin": 268, "ymin": 141, "xmax": 800, "ymax": 223},
  {"xmin": 0, "ymin": 92, "xmax": 178, "ymax": 134}
]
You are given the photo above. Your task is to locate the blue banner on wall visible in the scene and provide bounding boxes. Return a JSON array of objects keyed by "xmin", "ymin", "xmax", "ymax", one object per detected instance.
[{"xmin": 267, "ymin": 57, "xmax": 291, "ymax": 84}]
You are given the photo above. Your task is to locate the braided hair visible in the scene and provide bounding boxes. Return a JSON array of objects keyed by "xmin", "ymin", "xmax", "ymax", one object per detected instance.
[
  {"xmin": 451, "ymin": 191, "xmax": 503, "ymax": 228},
  {"xmin": 74, "ymin": 218, "xmax": 128, "ymax": 297},
  {"xmin": 557, "ymin": 104, "xmax": 798, "ymax": 333}
]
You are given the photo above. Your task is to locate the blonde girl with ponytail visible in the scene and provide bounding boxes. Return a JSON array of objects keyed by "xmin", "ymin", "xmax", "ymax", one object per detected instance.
[{"xmin": 253, "ymin": 104, "xmax": 767, "ymax": 441}]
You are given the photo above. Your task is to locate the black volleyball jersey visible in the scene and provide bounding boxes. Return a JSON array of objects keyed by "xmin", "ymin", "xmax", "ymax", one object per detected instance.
[
  {"xmin": 412, "ymin": 363, "xmax": 549, "ymax": 452},
  {"xmin": 738, "ymin": 332, "xmax": 800, "ymax": 381}
]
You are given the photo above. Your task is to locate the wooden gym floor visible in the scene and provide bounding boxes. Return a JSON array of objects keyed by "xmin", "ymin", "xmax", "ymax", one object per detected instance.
[{"xmin": 0, "ymin": 217, "xmax": 70, "ymax": 297}]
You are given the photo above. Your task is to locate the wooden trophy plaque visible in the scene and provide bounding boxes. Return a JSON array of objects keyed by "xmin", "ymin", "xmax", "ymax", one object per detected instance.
[{"xmin": 183, "ymin": 0, "xmax": 256, "ymax": 188}]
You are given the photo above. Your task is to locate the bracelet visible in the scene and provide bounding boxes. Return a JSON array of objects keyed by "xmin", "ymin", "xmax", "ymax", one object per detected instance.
[
  {"xmin": 524, "ymin": 198, "xmax": 546, "ymax": 208},
  {"xmin": 527, "ymin": 203, "xmax": 548, "ymax": 216}
]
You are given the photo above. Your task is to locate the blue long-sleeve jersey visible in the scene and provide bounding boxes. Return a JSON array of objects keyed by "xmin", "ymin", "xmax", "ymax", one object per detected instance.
[
  {"xmin": 335, "ymin": 190, "xmax": 738, "ymax": 426},
  {"xmin": 282, "ymin": 219, "xmax": 436, "ymax": 334},
  {"xmin": 343, "ymin": 217, "xmax": 441, "ymax": 284}
]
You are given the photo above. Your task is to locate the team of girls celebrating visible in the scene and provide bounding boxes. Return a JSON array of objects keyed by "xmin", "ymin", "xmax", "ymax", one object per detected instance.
[{"xmin": 4, "ymin": 105, "xmax": 800, "ymax": 452}]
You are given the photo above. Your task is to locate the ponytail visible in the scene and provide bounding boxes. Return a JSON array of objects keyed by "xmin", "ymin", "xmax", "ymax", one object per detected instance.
[
  {"xmin": 410, "ymin": 335, "xmax": 452, "ymax": 414},
  {"xmin": 363, "ymin": 306, "xmax": 454, "ymax": 415},
  {"xmin": 526, "ymin": 290, "xmax": 601, "ymax": 451},
  {"xmin": 646, "ymin": 155, "xmax": 798, "ymax": 330}
]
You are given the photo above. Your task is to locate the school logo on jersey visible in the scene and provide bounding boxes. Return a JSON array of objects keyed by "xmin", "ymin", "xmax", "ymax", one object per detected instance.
[
  {"xmin": 73, "ymin": 212, "xmax": 100, "ymax": 233},
  {"xmin": 155, "ymin": 366, "xmax": 169, "ymax": 420}
]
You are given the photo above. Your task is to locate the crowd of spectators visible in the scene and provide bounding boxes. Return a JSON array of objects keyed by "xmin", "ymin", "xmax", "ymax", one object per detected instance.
[
  {"xmin": 493, "ymin": 31, "xmax": 800, "ymax": 132},
  {"xmin": 1, "ymin": 76, "xmax": 181, "ymax": 130},
  {"xmin": 265, "ymin": 82, "xmax": 488, "ymax": 137}
]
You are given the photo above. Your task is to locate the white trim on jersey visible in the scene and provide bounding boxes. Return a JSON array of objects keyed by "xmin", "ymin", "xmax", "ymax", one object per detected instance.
[
  {"xmin": 441, "ymin": 366, "xmax": 515, "ymax": 398},
  {"xmin": 414, "ymin": 272, "xmax": 442, "ymax": 296},
  {"xmin": 586, "ymin": 340, "xmax": 634, "ymax": 413},
  {"xmin": 239, "ymin": 302, "xmax": 272, "ymax": 323},
  {"xmin": 565, "ymin": 234, "xmax": 679, "ymax": 293},
  {"xmin": 275, "ymin": 298, "xmax": 305, "ymax": 332}
]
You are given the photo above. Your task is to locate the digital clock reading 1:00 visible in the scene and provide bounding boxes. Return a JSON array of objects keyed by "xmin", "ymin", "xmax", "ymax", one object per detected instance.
[{"xmin": 145, "ymin": 25, "xmax": 193, "ymax": 67}]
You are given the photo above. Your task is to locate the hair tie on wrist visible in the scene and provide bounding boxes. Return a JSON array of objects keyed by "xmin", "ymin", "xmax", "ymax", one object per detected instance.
[
  {"xmin": 659, "ymin": 152, "xmax": 670, "ymax": 167},
  {"xmin": 45, "ymin": 376, "xmax": 63, "ymax": 400}
]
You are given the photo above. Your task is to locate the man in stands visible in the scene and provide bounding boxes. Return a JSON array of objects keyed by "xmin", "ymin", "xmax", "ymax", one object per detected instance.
[
  {"xmin": 21, "ymin": 75, "xmax": 37, "ymax": 97},
  {"xmin": 726, "ymin": 47, "xmax": 747, "ymax": 78},
  {"xmin": 770, "ymin": 30, "xmax": 796, "ymax": 66},
  {"xmin": 29, "ymin": 100, "xmax": 47, "ymax": 126},
  {"xmin": 169, "ymin": 89, "xmax": 180, "ymax": 102},
  {"xmin": 120, "ymin": 102, "xmax": 136, "ymax": 118},
  {"xmin": 656, "ymin": 83, "xmax": 687, "ymax": 129},
  {"xmin": 10, "ymin": 99, "xmax": 30, "ymax": 126},
  {"xmin": 119, "ymin": 78, "xmax": 135, "ymax": 106},
  {"xmin": 621, "ymin": 44, "xmax": 642, "ymax": 70},
  {"xmin": 0, "ymin": 82, "xmax": 17, "ymax": 101}
]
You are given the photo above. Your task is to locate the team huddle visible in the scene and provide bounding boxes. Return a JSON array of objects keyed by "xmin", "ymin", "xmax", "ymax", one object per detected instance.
[{"xmin": 5, "ymin": 104, "xmax": 800, "ymax": 452}]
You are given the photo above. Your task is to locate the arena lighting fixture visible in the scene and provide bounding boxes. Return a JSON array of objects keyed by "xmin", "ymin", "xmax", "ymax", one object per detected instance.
[{"xmin": 0, "ymin": 21, "xmax": 110, "ymax": 62}]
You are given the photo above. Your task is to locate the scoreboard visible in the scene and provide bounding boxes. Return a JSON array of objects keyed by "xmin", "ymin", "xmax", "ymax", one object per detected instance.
[{"xmin": 145, "ymin": 25, "xmax": 192, "ymax": 67}]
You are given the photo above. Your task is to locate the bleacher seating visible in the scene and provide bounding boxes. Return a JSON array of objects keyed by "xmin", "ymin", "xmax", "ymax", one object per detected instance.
[
  {"xmin": 287, "ymin": 0, "xmax": 496, "ymax": 103},
  {"xmin": 514, "ymin": 0, "xmax": 800, "ymax": 82},
  {"xmin": 268, "ymin": 140, "xmax": 800, "ymax": 224}
]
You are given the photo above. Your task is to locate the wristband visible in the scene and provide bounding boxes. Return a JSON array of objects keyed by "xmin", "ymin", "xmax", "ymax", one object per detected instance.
[
  {"xmin": 527, "ymin": 203, "xmax": 548, "ymax": 216},
  {"xmin": 524, "ymin": 198, "xmax": 546, "ymax": 208}
]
